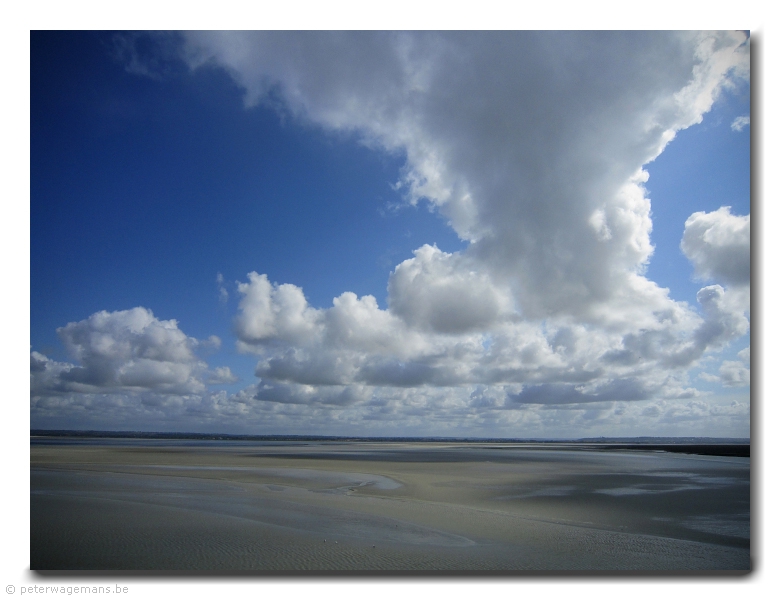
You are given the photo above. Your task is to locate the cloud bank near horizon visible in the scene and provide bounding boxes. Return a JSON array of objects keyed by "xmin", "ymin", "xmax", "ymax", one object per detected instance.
[{"xmin": 31, "ymin": 32, "xmax": 750, "ymax": 436}]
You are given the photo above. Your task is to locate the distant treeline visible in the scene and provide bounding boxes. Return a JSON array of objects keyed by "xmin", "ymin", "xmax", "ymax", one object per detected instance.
[
  {"xmin": 581, "ymin": 443, "xmax": 749, "ymax": 457},
  {"xmin": 30, "ymin": 429, "xmax": 749, "ymax": 455}
]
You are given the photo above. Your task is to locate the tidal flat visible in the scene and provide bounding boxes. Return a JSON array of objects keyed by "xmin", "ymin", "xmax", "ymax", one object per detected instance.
[{"xmin": 30, "ymin": 439, "xmax": 750, "ymax": 571}]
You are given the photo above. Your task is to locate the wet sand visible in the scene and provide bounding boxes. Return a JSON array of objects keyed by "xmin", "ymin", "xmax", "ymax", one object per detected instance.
[{"xmin": 30, "ymin": 441, "xmax": 750, "ymax": 571}]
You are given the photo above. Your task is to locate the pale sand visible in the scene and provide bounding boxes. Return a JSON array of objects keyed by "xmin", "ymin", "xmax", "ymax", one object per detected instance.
[{"xmin": 30, "ymin": 442, "xmax": 750, "ymax": 571}]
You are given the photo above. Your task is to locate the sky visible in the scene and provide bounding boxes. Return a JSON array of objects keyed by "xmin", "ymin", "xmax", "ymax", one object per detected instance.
[{"xmin": 29, "ymin": 31, "xmax": 752, "ymax": 438}]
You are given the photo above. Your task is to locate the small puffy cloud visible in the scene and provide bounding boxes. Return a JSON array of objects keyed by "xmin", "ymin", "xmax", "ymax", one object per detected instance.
[
  {"xmin": 731, "ymin": 115, "xmax": 750, "ymax": 132},
  {"xmin": 208, "ymin": 366, "xmax": 239, "ymax": 384},
  {"xmin": 388, "ymin": 245, "xmax": 515, "ymax": 333},
  {"xmin": 681, "ymin": 207, "xmax": 750, "ymax": 286},
  {"xmin": 235, "ymin": 272, "xmax": 321, "ymax": 347},
  {"xmin": 695, "ymin": 285, "xmax": 749, "ymax": 343},
  {"xmin": 56, "ymin": 307, "xmax": 207, "ymax": 394},
  {"xmin": 202, "ymin": 335, "xmax": 221, "ymax": 351},
  {"xmin": 325, "ymin": 292, "xmax": 423, "ymax": 357},
  {"xmin": 31, "ymin": 308, "xmax": 232, "ymax": 397},
  {"xmin": 717, "ymin": 346, "xmax": 750, "ymax": 387},
  {"xmin": 718, "ymin": 361, "xmax": 750, "ymax": 387},
  {"xmin": 30, "ymin": 351, "xmax": 76, "ymax": 395},
  {"xmin": 738, "ymin": 346, "xmax": 750, "ymax": 365}
]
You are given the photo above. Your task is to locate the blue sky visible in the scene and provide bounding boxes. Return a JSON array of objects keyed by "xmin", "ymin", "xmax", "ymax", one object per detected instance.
[{"xmin": 30, "ymin": 31, "xmax": 751, "ymax": 437}]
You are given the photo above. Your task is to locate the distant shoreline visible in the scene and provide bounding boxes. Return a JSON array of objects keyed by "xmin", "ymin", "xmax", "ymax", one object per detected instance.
[{"xmin": 30, "ymin": 430, "xmax": 750, "ymax": 457}]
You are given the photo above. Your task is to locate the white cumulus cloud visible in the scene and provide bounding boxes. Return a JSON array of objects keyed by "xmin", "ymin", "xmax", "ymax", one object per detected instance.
[
  {"xmin": 681, "ymin": 206, "xmax": 750, "ymax": 286},
  {"xmin": 388, "ymin": 244, "xmax": 515, "ymax": 333},
  {"xmin": 716, "ymin": 346, "xmax": 751, "ymax": 387},
  {"xmin": 31, "ymin": 307, "xmax": 233, "ymax": 397}
]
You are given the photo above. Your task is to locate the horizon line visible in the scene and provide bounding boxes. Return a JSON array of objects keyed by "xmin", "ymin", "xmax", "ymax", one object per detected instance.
[{"xmin": 30, "ymin": 429, "xmax": 750, "ymax": 444}]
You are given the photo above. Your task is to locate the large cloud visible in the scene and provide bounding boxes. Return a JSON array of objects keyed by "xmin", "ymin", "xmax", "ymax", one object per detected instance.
[
  {"xmin": 183, "ymin": 31, "xmax": 748, "ymax": 323},
  {"xmin": 198, "ymin": 32, "xmax": 750, "ymax": 405},
  {"xmin": 31, "ymin": 307, "xmax": 234, "ymax": 397}
]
